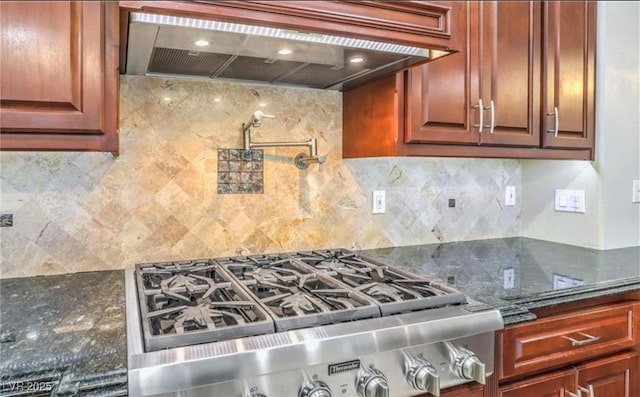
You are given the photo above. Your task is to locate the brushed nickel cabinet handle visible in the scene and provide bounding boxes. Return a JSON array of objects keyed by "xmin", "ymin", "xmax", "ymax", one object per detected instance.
[
  {"xmin": 562, "ymin": 331, "xmax": 601, "ymax": 347},
  {"xmin": 547, "ymin": 106, "xmax": 559, "ymax": 137},
  {"xmin": 578, "ymin": 385, "xmax": 595, "ymax": 397},
  {"xmin": 567, "ymin": 391, "xmax": 579, "ymax": 397},
  {"xmin": 484, "ymin": 100, "xmax": 495, "ymax": 134},
  {"xmin": 473, "ymin": 99, "xmax": 484, "ymax": 134}
]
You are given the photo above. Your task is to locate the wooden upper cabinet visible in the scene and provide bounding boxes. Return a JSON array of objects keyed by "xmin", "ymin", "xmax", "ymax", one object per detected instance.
[
  {"xmin": 406, "ymin": 1, "xmax": 541, "ymax": 147},
  {"xmin": 542, "ymin": 1, "xmax": 596, "ymax": 150},
  {"xmin": 0, "ymin": 1, "xmax": 119, "ymax": 152},
  {"xmin": 343, "ymin": 0, "xmax": 596, "ymax": 160},
  {"xmin": 405, "ymin": 2, "xmax": 477, "ymax": 145},
  {"xmin": 477, "ymin": 1, "xmax": 541, "ymax": 147}
]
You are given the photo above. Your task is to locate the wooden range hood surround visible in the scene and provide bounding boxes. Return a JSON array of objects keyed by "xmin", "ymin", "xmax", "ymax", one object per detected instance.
[{"xmin": 118, "ymin": 1, "xmax": 463, "ymax": 89}]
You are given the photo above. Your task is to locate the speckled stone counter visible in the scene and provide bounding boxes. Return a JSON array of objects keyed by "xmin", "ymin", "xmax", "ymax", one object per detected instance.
[
  {"xmin": 360, "ymin": 237, "xmax": 640, "ymax": 325},
  {"xmin": 0, "ymin": 271, "xmax": 127, "ymax": 396}
]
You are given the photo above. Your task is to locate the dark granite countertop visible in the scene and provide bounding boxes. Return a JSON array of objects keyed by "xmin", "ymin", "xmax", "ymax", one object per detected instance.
[
  {"xmin": 0, "ymin": 271, "xmax": 127, "ymax": 396},
  {"xmin": 360, "ymin": 237, "xmax": 640, "ymax": 325}
]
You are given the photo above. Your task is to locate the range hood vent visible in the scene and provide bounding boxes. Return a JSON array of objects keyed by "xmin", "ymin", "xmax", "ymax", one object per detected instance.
[{"xmin": 124, "ymin": 12, "xmax": 450, "ymax": 91}]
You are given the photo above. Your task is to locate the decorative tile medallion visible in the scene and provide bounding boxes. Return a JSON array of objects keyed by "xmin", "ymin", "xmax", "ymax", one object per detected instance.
[{"xmin": 217, "ymin": 149, "xmax": 264, "ymax": 194}]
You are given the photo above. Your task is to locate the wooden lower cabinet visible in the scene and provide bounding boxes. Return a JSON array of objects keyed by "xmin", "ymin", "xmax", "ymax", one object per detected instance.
[
  {"xmin": 415, "ymin": 383, "xmax": 483, "ymax": 397},
  {"xmin": 499, "ymin": 352, "xmax": 639, "ymax": 397},
  {"xmin": 441, "ymin": 386, "xmax": 484, "ymax": 397},
  {"xmin": 577, "ymin": 351, "xmax": 639, "ymax": 397},
  {"xmin": 498, "ymin": 369, "xmax": 575, "ymax": 397}
]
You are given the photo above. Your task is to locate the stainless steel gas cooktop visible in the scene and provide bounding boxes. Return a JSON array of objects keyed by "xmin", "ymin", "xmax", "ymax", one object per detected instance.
[{"xmin": 127, "ymin": 249, "xmax": 503, "ymax": 397}]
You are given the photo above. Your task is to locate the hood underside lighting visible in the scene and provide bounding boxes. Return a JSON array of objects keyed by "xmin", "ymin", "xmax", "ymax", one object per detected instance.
[
  {"xmin": 130, "ymin": 12, "xmax": 430, "ymax": 57},
  {"xmin": 125, "ymin": 11, "xmax": 445, "ymax": 90}
]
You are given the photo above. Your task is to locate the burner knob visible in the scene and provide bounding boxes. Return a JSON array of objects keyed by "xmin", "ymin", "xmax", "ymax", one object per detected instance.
[
  {"xmin": 356, "ymin": 367, "xmax": 390, "ymax": 397},
  {"xmin": 452, "ymin": 349, "xmax": 486, "ymax": 385},
  {"xmin": 299, "ymin": 380, "xmax": 332, "ymax": 397},
  {"xmin": 406, "ymin": 356, "xmax": 440, "ymax": 396}
]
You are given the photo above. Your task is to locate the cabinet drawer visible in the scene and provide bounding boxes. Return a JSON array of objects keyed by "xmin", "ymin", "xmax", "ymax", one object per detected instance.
[{"xmin": 498, "ymin": 301, "xmax": 640, "ymax": 381}]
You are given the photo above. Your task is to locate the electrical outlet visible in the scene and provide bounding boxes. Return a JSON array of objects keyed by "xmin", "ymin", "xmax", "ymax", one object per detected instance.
[
  {"xmin": 372, "ymin": 190, "xmax": 386, "ymax": 214},
  {"xmin": 505, "ymin": 186, "xmax": 516, "ymax": 206},
  {"xmin": 503, "ymin": 268, "xmax": 515, "ymax": 289},
  {"xmin": 633, "ymin": 180, "xmax": 640, "ymax": 203}
]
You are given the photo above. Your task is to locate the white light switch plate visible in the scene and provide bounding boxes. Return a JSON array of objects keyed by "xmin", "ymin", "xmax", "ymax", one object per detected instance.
[
  {"xmin": 555, "ymin": 189, "xmax": 586, "ymax": 213},
  {"xmin": 505, "ymin": 186, "xmax": 516, "ymax": 206}
]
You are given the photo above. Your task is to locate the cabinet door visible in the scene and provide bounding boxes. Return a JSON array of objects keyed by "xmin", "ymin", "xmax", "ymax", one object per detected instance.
[
  {"xmin": 541, "ymin": 1, "xmax": 596, "ymax": 150},
  {"xmin": 0, "ymin": 1, "xmax": 118, "ymax": 152},
  {"xmin": 438, "ymin": 383, "xmax": 484, "ymax": 397},
  {"xmin": 498, "ymin": 369, "xmax": 576, "ymax": 397},
  {"xmin": 405, "ymin": 1, "xmax": 480, "ymax": 145},
  {"xmin": 478, "ymin": 1, "xmax": 541, "ymax": 147},
  {"xmin": 576, "ymin": 352, "xmax": 639, "ymax": 397}
]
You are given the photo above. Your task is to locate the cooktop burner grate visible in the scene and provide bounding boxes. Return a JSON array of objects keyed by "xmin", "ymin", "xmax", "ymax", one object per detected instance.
[
  {"xmin": 215, "ymin": 254, "xmax": 380, "ymax": 331},
  {"xmin": 136, "ymin": 259, "xmax": 274, "ymax": 351},
  {"xmin": 290, "ymin": 249, "xmax": 468, "ymax": 315}
]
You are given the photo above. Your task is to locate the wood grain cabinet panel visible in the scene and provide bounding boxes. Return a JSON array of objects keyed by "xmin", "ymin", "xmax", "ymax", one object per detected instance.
[
  {"xmin": 0, "ymin": 1, "xmax": 119, "ymax": 152},
  {"xmin": 498, "ymin": 302, "xmax": 639, "ymax": 381},
  {"xmin": 498, "ymin": 368, "xmax": 576, "ymax": 397},
  {"xmin": 498, "ymin": 352, "xmax": 639, "ymax": 397},
  {"xmin": 576, "ymin": 351, "xmax": 640, "ymax": 397},
  {"xmin": 406, "ymin": 1, "xmax": 541, "ymax": 147},
  {"xmin": 438, "ymin": 383, "xmax": 484, "ymax": 397},
  {"xmin": 541, "ymin": 1, "xmax": 596, "ymax": 150},
  {"xmin": 343, "ymin": 1, "xmax": 596, "ymax": 160}
]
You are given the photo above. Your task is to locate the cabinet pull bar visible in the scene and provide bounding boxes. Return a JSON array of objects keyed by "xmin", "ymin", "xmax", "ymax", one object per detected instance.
[
  {"xmin": 547, "ymin": 106, "xmax": 559, "ymax": 137},
  {"xmin": 473, "ymin": 99, "xmax": 484, "ymax": 134},
  {"xmin": 484, "ymin": 100, "xmax": 495, "ymax": 134},
  {"xmin": 562, "ymin": 331, "xmax": 601, "ymax": 346},
  {"xmin": 567, "ymin": 391, "xmax": 579, "ymax": 397},
  {"xmin": 578, "ymin": 385, "xmax": 595, "ymax": 397}
]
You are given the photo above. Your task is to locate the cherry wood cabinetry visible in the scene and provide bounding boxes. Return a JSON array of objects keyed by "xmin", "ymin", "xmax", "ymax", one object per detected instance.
[
  {"xmin": 498, "ymin": 352, "xmax": 639, "ymax": 397},
  {"xmin": 498, "ymin": 301, "xmax": 639, "ymax": 381},
  {"xmin": 498, "ymin": 368, "xmax": 576, "ymax": 397},
  {"xmin": 495, "ymin": 300, "xmax": 640, "ymax": 397},
  {"xmin": 541, "ymin": 1, "xmax": 596, "ymax": 150},
  {"xmin": 343, "ymin": 1, "xmax": 596, "ymax": 160},
  {"xmin": 119, "ymin": 1, "xmax": 459, "ymax": 50},
  {"xmin": 0, "ymin": 1, "xmax": 119, "ymax": 152},
  {"xmin": 438, "ymin": 383, "xmax": 484, "ymax": 397},
  {"xmin": 406, "ymin": 1, "xmax": 541, "ymax": 147}
]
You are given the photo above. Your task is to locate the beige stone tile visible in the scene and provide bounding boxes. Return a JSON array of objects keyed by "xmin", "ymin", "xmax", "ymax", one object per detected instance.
[{"xmin": 0, "ymin": 76, "xmax": 523, "ymax": 277}]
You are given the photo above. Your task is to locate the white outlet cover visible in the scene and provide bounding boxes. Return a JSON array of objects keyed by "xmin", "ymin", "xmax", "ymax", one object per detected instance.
[
  {"xmin": 372, "ymin": 190, "xmax": 386, "ymax": 214},
  {"xmin": 633, "ymin": 180, "xmax": 640, "ymax": 203},
  {"xmin": 505, "ymin": 186, "xmax": 516, "ymax": 206},
  {"xmin": 503, "ymin": 268, "xmax": 515, "ymax": 289}
]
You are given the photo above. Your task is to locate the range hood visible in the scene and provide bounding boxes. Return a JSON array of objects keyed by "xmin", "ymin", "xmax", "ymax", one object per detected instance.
[{"xmin": 124, "ymin": 11, "xmax": 451, "ymax": 91}]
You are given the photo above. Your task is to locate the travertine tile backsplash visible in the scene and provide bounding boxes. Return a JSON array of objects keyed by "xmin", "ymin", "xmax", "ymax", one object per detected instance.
[{"xmin": 0, "ymin": 76, "xmax": 521, "ymax": 277}]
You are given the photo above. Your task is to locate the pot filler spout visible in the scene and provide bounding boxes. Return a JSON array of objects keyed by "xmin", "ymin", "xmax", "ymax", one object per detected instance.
[
  {"xmin": 124, "ymin": 12, "xmax": 451, "ymax": 91},
  {"xmin": 242, "ymin": 111, "xmax": 326, "ymax": 170}
]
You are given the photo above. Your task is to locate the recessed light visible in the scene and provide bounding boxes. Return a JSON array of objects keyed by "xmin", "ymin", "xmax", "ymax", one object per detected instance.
[
  {"xmin": 277, "ymin": 48, "xmax": 292, "ymax": 55},
  {"xmin": 193, "ymin": 39, "xmax": 210, "ymax": 47},
  {"xmin": 349, "ymin": 56, "xmax": 365, "ymax": 64},
  {"xmin": 214, "ymin": 97, "xmax": 222, "ymax": 102}
]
